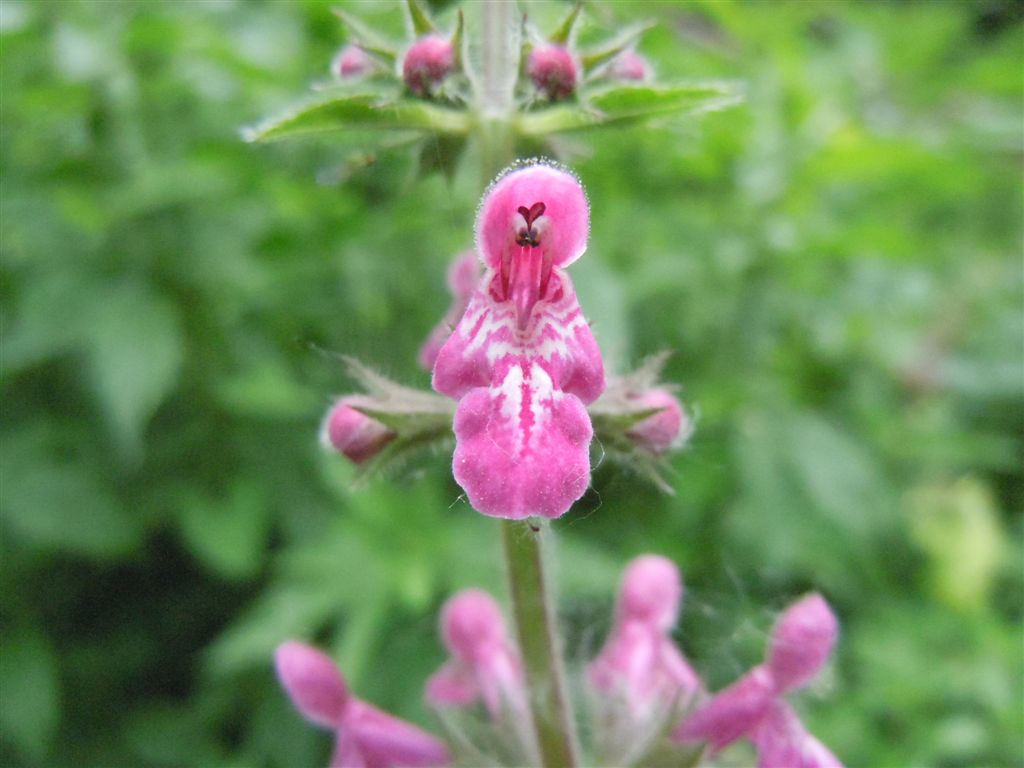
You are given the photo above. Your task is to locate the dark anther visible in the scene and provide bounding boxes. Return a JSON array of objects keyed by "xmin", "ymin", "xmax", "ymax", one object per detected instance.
[{"xmin": 515, "ymin": 201, "xmax": 546, "ymax": 247}]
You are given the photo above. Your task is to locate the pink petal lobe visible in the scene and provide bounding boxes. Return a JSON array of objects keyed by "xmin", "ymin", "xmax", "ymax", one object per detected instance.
[
  {"xmin": 477, "ymin": 164, "xmax": 589, "ymax": 270},
  {"xmin": 675, "ymin": 665, "xmax": 776, "ymax": 751},
  {"xmin": 451, "ymin": 365, "xmax": 592, "ymax": 519},
  {"xmin": 433, "ymin": 273, "xmax": 603, "ymax": 405},
  {"xmin": 424, "ymin": 661, "xmax": 478, "ymax": 709},
  {"xmin": 274, "ymin": 641, "xmax": 349, "ymax": 729},
  {"xmin": 754, "ymin": 701, "xmax": 844, "ymax": 768},
  {"xmin": 766, "ymin": 593, "xmax": 838, "ymax": 693},
  {"xmin": 440, "ymin": 589, "xmax": 508, "ymax": 659},
  {"xmin": 618, "ymin": 554, "xmax": 683, "ymax": 632},
  {"xmin": 330, "ymin": 730, "xmax": 368, "ymax": 768},
  {"xmin": 350, "ymin": 701, "xmax": 451, "ymax": 768}
]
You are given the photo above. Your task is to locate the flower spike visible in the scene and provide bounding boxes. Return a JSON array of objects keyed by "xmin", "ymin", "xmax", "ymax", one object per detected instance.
[{"xmin": 433, "ymin": 161, "xmax": 605, "ymax": 519}]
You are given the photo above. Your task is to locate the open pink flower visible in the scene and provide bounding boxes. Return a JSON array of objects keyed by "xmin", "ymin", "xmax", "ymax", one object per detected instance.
[
  {"xmin": 275, "ymin": 641, "xmax": 450, "ymax": 768},
  {"xmin": 588, "ymin": 556, "xmax": 701, "ymax": 717},
  {"xmin": 419, "ymin": 250, "xmax": 481, "ymax": 371},
  {"xmin": 424, "ymin": 589, "xmax": 525, "ymax": 718},
  {"xmin": 675, "ymin": 594, "xmax": 842, "ymax": 768},
  {"xmin": 432, "ymin": 162, "xmax": 605, "ymax": 519}
]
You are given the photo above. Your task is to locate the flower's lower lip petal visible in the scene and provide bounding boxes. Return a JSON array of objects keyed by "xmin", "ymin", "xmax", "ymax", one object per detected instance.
[
  {"xmin": 352, "ymin": 702, "xmax": 452, "ymax": 767},
  {"xmin": 450, "ymin": 362, "xmax": 593, "ymax": 519}
]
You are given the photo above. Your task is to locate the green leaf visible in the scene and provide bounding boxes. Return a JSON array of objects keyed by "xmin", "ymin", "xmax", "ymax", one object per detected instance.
[
  {"xmin": 0, "ymin": 271, "xmax": 95, "ymax": 376},
  {"xmin": 450, "ymin": 9, "xmax": 464, "ymax": 68},
  {"xmin": 178, "ymin": 482, "xmax": 271, "ymax": 581},
  {"xmin": 0, "ymin": 628, "xmax": 60, "ymax": 761},
  {"xmin": 87, "ymin": 283, "xmax": 183, "ymax": 457},
  {"xmin": 516, "ymin": 82, "xmax": 741, "ymax": 135},
  {"xmin": 205, "ymin": 529, "xmax": 387, "ymax": 678},
  {"xmin": 580, "ymin": 21, "xmax": 655, "ymax": 73},
  {"xmin": 332, "ymin": 8, "xmax": 398, "ymax": 64},
  {"xmin": 242, "ymin": 92, "xmax": 471, "ymax": 143},
  {"xmin": 549, "ymin": 2, "xmax": 582, "ymax": 46},
  {"xmin": 1, "ymin": 461, "xmax": 143, "ymax": 559},
  {"xmin": 404, "ymin": 0, "xmax": 436, "ymax": 37},
  {"xmin": 418, "ymin": 133, "xmax": 467, "ymax": 181}
]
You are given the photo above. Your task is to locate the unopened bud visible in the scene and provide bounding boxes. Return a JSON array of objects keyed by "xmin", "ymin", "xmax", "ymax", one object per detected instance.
[
  {"xmin": 766, "ymin": 593, "xmax": 838, "ymax": 693},
  {"xmin": 320, "ymin": 397, "xmax": 395, "ymax": 464},
  {"xmin": 528, "ymin": 44, "xmax": 578, "ymax": 101},
  {"xmin": 626, "ymin": 389, "xmax": 690, "ymax": 455},
  {"xmin": 609, "ymin": 50, "xmax": 651, "ymax": 82},
  {"xmin": 402, "ymin": 34, "xmax": 455, "ymax": 96},
  {"xmin": 332, "ymin": 44, "xmax": 374, "ymax": 79}
]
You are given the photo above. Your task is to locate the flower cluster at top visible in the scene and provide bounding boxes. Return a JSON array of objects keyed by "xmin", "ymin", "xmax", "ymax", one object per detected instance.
[
  {"xmin": 328, "ymin": 1, "xmax": 651, "ymax": 104},
  {"xmin": 320, "ymin": 160, "xmax": 689, "ymax": 520},
  {"xmin": 276, "ymin": 555, "xmax": 843, "ymax": 767}
]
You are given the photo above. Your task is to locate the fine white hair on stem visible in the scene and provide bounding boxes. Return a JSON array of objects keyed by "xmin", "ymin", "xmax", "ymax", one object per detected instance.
[{"xmin": 465, "ymin": 1, "xmax": 521, "ymax": 116}]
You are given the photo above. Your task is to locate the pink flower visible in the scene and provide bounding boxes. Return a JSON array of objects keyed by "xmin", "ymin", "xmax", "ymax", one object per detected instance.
[
  {"xmin": 275, "ymin": 641, "xmax": 450, "ymax": 768},
  {"xmin": 528, "ymin": 44, "xmax": 578, "ymax": 100},
  {"xmin": 625, "ymin": 389, "xmax": 691, "ymax": 455},
  {"xmin": 402, "ymin": 34, "xmax": 455, "ymax": 97},
  {"xmin": 608, "ymin": 50, "xmax": 651, "ymax": 82},
  {"xmin": 588, "ymin": 556, "xmax": 701, "ymax": 716},
  {"xmin": 432, "ymin": 162, "xmax": 605, "ymax": 519},
  {"xmin": 424, "ymin": 589, "xmax": 525, "ymax": 718},
  {"xmin": 675, "ymin": 594, "xmax": 843, "ymax": 768},
  {"xmin": 333, "ymin": 45, "xmax": 374, "ymax": 79},
  {"xmin": 320, "ymin": 397, "xmax": 396, "ymax": 465},
  {"xmin": 419, "ymin": 250, "xmax": 481, "ymax": 371}
]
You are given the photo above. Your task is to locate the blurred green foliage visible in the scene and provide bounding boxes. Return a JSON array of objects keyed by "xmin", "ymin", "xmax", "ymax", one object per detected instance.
[{"xmin": 1, "ymin": 1, "xmax": 1021, "ymax": 766}]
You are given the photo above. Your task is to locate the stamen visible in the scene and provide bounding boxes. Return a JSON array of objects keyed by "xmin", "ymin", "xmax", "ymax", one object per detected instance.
[{"xmin": 514, "ymin": 201, "xmax": 547, "ymax": 248}]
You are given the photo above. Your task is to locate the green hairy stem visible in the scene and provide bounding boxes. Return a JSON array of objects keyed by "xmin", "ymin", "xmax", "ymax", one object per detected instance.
[{"xmin": 501, "ymin": 520, "xmax": 579, "ymax": 768}]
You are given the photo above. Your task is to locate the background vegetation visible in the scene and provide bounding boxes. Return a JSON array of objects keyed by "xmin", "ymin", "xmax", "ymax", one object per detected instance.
[{"xmin": 2, "ymin": 1, "xmax": 1021, "ymax": 766}]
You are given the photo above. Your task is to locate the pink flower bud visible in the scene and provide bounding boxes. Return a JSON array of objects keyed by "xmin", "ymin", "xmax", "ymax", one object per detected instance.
[
  {"xmin": 402, "ymin": 34, "xmax": 455, "ymax": 97},
  {"xmin": 625, "ymin": 389, "xmax": 690, "ymax": 455},
  {"xmin": 766, "ymin": 593, "xmax": 838, "ymax": 693},
  {"xmin": 528, "ymin": 44, "xmax": 578, "ymax": 101},
  {"xmin": 320, "ymin": 397, "xmax": 396, "ymax": 465},
  {"xmin": 275, "ymin": 641, "xmax": 349, "ymax": 729},
  {"xmin": 618, "ymin": 554, "xmax": 683, "ymax": 631},
  {"xmin": 608, "ymin": 50, "xmax": 651, "ymax": 82},
  {"xmin": 426, "ymin": 589, "xmax": 525, "ymax": 718},
  {"xmin": 432, "ymin": 162, "xmax": 605, "ymax": 519},
  {"xmin": 332, "ymin": 44, "xmax": 374, "ymax": 79}
]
